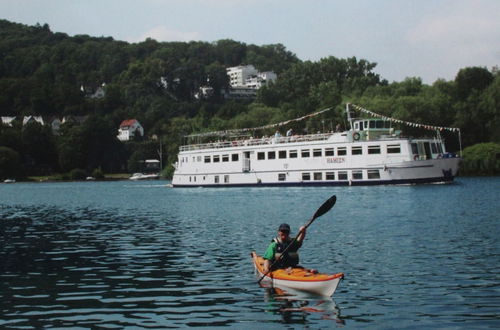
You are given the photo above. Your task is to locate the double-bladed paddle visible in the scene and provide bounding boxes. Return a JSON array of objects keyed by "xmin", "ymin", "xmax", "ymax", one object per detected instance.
[{"xmin": 257, "ymin": 195, "xmax": 337, "ymax": 284}]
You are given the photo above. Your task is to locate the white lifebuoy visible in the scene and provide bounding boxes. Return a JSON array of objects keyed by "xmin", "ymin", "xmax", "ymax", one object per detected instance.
[{"xmin": 353, "ymin": 132, "xmax": 360, "ymax": 141}]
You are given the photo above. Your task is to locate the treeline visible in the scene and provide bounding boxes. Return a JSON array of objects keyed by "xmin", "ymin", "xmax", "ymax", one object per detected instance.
[{"xmin": 0, "ymin": 19, "xmax": 498, "ymax": 179}]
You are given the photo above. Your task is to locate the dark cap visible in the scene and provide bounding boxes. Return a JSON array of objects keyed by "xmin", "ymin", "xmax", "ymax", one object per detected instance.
[{"xmin": 278, "ymin": 223, "xmax": 291, "ymax": 232}]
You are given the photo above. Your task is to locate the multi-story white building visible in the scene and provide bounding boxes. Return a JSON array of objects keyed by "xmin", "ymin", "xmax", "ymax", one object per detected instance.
[
  {"xmin": 226, "ymin": 65, "xmax": 277, "ymax": 88},
  {"xmin": 245, "ymin": 71, "xmax": 278, "ymax": 89},
  {"xmin": 226, "ymin": 65, "xmax": 259, "ymax": 87}
]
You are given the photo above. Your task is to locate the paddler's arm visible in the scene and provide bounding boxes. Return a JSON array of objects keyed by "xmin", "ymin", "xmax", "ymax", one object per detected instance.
[
  {"xmin": 263, "ymin": 259, "xmax": 271, "ymax": 273},
  {"xmin": 297, "ymin": 226, "xmax": 306, "ymax": 244},
  {"xmin": 262, "ymin": 242, "xmax": 277, "ymax": 273}
]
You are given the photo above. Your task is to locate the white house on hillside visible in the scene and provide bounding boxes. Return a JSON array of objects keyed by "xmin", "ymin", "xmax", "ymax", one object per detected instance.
[
  {"xmin": 23, "ymin": 116, "xmax": 44, "ymax": 126},
  {"xmin": 117, "ymin": 119, "xmax": 144, "ymax": 141},
  {"xmin": 1, "ymin": 116, "xmax": 16, "ymax": 126}
]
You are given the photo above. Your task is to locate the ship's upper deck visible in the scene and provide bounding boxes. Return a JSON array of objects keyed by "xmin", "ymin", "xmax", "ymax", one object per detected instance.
[{"xmin": 179, "ymin": 132, "xmax": 335, "ymax": 152}]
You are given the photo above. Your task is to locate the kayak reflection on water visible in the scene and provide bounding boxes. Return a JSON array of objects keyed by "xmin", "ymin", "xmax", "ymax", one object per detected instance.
[{"xmin": 263, "ymin": 286, "xmax": 345, "ymax": 325}]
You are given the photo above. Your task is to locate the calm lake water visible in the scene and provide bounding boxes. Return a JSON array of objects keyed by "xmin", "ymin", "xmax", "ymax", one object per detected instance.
[{"xmin": 1, "ymin": 177, "xmax": 499, "ymax": 328}]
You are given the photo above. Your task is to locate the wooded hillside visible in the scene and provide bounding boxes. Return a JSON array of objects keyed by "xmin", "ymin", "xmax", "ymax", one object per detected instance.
[{"xmin": 0, "ymin": 19, "xmax": 498, "ymax": 179}]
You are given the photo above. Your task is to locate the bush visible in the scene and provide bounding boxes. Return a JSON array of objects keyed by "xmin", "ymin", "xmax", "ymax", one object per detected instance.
[
  {"xmin": 461, "ymin": 143, "xmax": 500, "ymax": 175},
  {"xmin": 0, "ymin": 146, "xmax": 23, "ymax": 180},
  {"xmin": 92, "ymin": 167, "xmax": 105, "ymax": 179},
  {"xmin": 69, "ymin": 168, "xmax": 87, "ymax": 180}
]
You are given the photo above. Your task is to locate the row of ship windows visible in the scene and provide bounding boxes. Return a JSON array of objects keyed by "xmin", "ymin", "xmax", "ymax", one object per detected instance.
[
  {"xmin": 257, "ymin": 145, "xmax": 400, "ymax": 160},
  {"xmin": 187, "ymin": 169, "xmax": 381, "ymax": 183},
  {"xmin": 180, "ymin": 145, "xmax": 402, "ymax": 164}
]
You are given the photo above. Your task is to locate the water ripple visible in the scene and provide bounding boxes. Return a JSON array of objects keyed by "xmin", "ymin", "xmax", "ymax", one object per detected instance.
[{"xmin": 1, "ymin": 179, "xmax": 499, "ymax": 327}]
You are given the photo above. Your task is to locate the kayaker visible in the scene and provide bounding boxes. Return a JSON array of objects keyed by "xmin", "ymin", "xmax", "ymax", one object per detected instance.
[{"xmin": 263, "ymin": 223, "xmax": 306, "ymax": 273}]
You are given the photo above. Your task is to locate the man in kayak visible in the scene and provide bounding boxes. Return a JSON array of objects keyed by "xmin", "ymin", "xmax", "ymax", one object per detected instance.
[{"xmin": 262, "ymin": 223, "xmax": 306, "ymax": 273}]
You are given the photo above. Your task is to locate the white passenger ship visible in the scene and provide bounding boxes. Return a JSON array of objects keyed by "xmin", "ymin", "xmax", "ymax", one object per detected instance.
[{"xmin": 171, "ymin": 104, "xmax": 461, "ymax": 187}]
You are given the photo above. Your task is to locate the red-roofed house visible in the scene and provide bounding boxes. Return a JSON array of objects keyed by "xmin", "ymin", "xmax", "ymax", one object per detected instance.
[{"xmin": 117, "ymin": 119, "xmax": 144, "ymax": 141}]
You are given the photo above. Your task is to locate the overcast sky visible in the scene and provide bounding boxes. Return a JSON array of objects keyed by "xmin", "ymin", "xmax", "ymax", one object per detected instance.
[{"xmin": 1, "ymin": 0, "xmax": 499, "ymax": 83}]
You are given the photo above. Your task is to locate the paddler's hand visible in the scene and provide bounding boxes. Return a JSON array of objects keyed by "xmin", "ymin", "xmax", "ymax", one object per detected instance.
[{"xmin": 263, "ymin": 259, "xmax": 271, "ymax": 273}]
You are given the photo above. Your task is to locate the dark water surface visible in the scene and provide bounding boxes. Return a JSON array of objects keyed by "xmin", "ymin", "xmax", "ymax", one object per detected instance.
[{"xmin": 1, "ymin": 178, "xmax": 499, "ymax": 328}]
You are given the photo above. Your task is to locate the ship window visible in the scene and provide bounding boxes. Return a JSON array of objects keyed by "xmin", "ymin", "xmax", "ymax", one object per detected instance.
[
  {"xmin": 257, "ymin": 152, "xmax": 265, "ymax": 160},
  {"xmin": 368, "ymin": 170, "xmax": 380, "ymax": 179},
  {"xmin": 313, "ymin": 172, "xmax": 322, "ymax": 180},
  {"xmin": 222, "ymin": 154, "xmax": 229, "ymax": 162},
  {"xmin": 289, "ymin": 150, "xmax": 298, "ymax": 158},
  {"xmin": 431, "ymin": 143, "xmax": 438, "ymax": 153},
  {"xmin": 232, "ymin": 153, "xmax": 239, "ymax": 161},
  {"xmin": 214, "ymin": 175, "xmax": 219, "ymax": 183},
  {"xmin": 376, "ymin": 121, "xmax": 384, "ymax": 128},
  {"xmin": 352, "ymin": 146, "xmax": 363, "ymax": 155},
  {"xmin": 194, "ymin": 176, "xmax": 196, "ymax": 182},
  {"xmin": 338, "ymin": 147, "xmax": 347, "ymax": 156},
  {"xmin": 278, "ymin": 173, "xmax": 286, "ymax": 181},
  {"xmin": 313, "ymin": 149, "xmax": 322, "ymax": 157},
  {"xmin": 268, "ymin": 151, "xmax": 276, "ymax": 159},
  {"xmin": 224, "ymin": 175, "xmax": 229, "ymax": 183},
  {"xmin": 338, "ymin": 171, "xmax": 348, "ymax": 180},
  {"xmin": 302, "ymin": 172, "xmax": 311, "ymax": 180},
  {"xmin": 437, "ymin": 143, "xmax": 444, "ymax": 153},
  {"xmin": 387, "ymin": 144, "xmax": 401, "ymax": 154},
  {"xmin": 370, "ymin": 121, "xmax": 376, "ymax": 128},
  {"xmin": 189, "ymin": 176, "xmax": 191, "ymax": 182},
  {"xmin": 213, "ymin": 155, "xmax": 220, "ymax": 162},
  {"xmin": 368, "ymin": 145, "xmax": 381, "ymax": 154},
  {"xmin": 411, "ymin": 143, "xmax": 418, "ymax": 155},
  {"xmin": 197, "ymin": 156, "xmax": 202, "ymax": 162},
  {"xmin": 279, "ymin": 150, "xmax": 287, "ymax": 159},
  {"xmin": 326, "ymin": 172, "xmax": 335, "ymax": 180},
  {"xmin": 301, "ymin": 149, "xmax": 310, "ymax": 158},
  {"xmin": 325, "ymin": 148, "xmax": 334, "ymax": 156},
  {"xmin": 352, "ymin": 171, "xmax": 363, "ymax": 180},
  {"xmin": 204, "ymin": 156, "xmax": 211, "ymax": 163}
]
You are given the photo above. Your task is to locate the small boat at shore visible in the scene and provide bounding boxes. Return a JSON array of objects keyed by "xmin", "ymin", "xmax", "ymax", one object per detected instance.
[
  {"xmin": 252, "ymin": 251, "xmax": 344, "ymax": 297},
  {"xmin": 129, "ymin": 173, "xmax": 160, "ymax": 180}
]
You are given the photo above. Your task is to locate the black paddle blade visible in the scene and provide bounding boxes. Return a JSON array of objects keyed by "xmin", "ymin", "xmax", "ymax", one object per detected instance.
[{"xmin": 312, "ymin": 195, "xmax": 336, "ymax": 220}]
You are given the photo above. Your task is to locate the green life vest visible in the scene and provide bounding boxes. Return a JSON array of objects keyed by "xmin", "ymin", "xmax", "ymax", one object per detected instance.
[{"xmin": 273, "ymin": 237, "xmax": 301, "ymax": 268}]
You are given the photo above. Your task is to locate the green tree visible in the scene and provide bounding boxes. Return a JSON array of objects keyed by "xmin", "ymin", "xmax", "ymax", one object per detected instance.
[
  {"xmin": 455, "ymin": 67, "xmax": 494, "ymax": 100},
  {"xmin": 461, "ymin": 143, "xmax": 500, "ymax": 175},
  {"xmin": 21, "ymin": 122, "xmax": 58, "ymax": 174},
  {"xmin": 0, "ymin": 146, "xmax": 23, "ymax": 179}
]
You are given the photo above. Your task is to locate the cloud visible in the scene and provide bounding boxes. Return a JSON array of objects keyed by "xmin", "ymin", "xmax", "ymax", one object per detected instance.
[
  {"xmin": 405, "ymin": 0, "xmax": 500, "ymax": 76},
  {"xmin": 127, "ymin": 26, "xmax": 201, "ymax": 43},
  {"xmin": 399, "ymin": 0, "xmax": 500, "ymax": 82}
]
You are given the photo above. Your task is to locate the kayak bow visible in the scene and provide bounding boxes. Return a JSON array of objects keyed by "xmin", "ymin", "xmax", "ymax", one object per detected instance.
[{"xmin": 252, "ymin": 251, "xmax": 344, "ymax": 297}]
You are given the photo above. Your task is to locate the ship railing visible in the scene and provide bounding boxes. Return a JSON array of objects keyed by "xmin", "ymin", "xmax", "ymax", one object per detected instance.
[{"xmin": 179, "ymin": 133, "xmax": 333, "ymax": 152}]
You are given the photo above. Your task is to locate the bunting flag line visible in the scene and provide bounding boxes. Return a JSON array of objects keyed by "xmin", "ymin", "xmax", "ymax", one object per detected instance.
[
  {"xmin": 350, "ymin": 104, "xmax": 460, "ymax": 133},
  {"xmin": 186, "ymin": 107, "xmax": 333, "ymax": 138}
]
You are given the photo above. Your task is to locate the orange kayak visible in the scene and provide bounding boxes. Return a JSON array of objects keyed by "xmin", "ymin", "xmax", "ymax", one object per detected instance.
[{"xmin": 252, "ymin": 251, "xmax": 344, "ymax": 297}]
